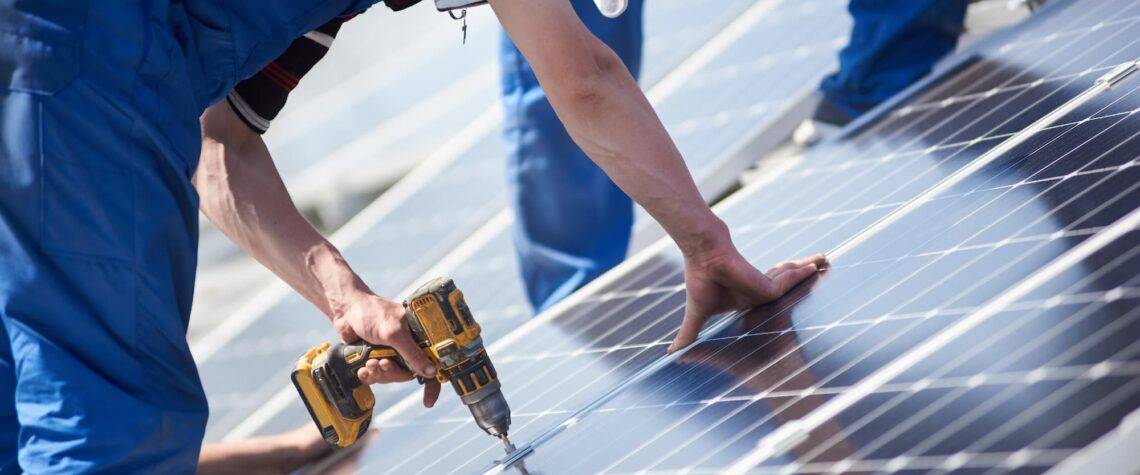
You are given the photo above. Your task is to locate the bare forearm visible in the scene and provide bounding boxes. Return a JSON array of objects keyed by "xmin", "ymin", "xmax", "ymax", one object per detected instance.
[
  {"xmin": 491, "ymin": 0, "xmax": 725, "ymax": 256},
  {"xmin": 195, "ymin": 103, "xmax": 369, "ymax": 320},
  {"xmin": 554, "ymin": 61, "xmax": 728, "ymax": 254},
  {"xmin": 195, "ymin": 104, "xmax": 440, "ymax": 377}
]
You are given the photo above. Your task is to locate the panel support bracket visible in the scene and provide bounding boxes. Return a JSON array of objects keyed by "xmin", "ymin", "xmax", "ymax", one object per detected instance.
[{"xmin": 1095, "ymin": 60, "xmax": 1139, "ymax": 88}]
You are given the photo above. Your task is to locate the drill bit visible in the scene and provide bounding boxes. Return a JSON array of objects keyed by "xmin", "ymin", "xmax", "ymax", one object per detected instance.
[
  {"xmin": 496, "ymin": 434, "xmax": 531, "ymax": 475},
  {"xmin": 499, "ymin": 434, "xmax": 516, "ymax": 454}
]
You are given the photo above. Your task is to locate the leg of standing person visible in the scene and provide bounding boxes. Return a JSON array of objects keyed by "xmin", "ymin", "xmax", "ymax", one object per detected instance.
[
  {"xmin": 795, "ymin": 0, "xmax": 969, "ymax": 145},
  {"xmin": 501, "ymin": 0, "xmax": 645, "ymax": 312}
]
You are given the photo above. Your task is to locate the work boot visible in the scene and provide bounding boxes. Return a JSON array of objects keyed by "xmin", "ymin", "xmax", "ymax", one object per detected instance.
[{"xmin": 792, "ymin": 95, "xmax": 864, "ymax": 147}]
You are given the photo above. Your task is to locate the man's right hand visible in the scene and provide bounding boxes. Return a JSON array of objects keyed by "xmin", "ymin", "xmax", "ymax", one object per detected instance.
[{"xmin": 332, "ymin": 293, "xmax": 442, "ymax": 408}]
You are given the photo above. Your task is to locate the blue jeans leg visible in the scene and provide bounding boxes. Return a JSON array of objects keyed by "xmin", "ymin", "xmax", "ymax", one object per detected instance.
[
  {"xmin": 501, "ymin": 0, "xmax": 645, "ymax": 312},
  {"xmin": 820, "ymin": 0, "xmax": 968, "ymax": 117}
]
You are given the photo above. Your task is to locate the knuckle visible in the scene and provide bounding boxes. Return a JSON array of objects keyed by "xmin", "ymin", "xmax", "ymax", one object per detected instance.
[{"xmin": 334, "ymin": 318, "xmax": 354, "ymax": 340}]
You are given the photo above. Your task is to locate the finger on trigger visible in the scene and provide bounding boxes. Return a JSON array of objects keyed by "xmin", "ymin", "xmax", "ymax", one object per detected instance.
[
  {"xmin": 357, "ymin": 366, "xmax": 376, "ymax": 384},
  {"xmin": 389, "ymin": 323, "xmax": 437, "ymax": 379},
  {"xmin": 379, "ymin": 359, "xmax": 415, "ymax": 381},
  {"xmin": 365, "ymin": 359, "xmax": 385, "ymax": 383}
]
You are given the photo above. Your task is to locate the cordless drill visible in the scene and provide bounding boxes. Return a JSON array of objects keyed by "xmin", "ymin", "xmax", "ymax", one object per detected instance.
[{"xmin": 292, "ymin": 277, "xmax": 512, "ymax": 448}]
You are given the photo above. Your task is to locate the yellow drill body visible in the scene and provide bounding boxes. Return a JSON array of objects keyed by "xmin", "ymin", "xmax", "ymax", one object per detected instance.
[{"xmin": 292, "ymin": 277, "xmax": 511, "ymax": 448}]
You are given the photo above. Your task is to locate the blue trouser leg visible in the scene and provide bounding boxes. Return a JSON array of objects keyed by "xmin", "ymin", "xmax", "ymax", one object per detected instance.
[
  {"xmin": 820, "ymin": 0, "xmax": 968, "ymax": 117},
  {"xmin": 501, "ymin": 0, "xmax": 645, "ymax": 312},
  {"xmin": 0, "ymin": 324, "xmax": 15, "ymax": 474},
  {"xmin": 0, "ymin": 0, "xmax": 373, "ymax": 472}
]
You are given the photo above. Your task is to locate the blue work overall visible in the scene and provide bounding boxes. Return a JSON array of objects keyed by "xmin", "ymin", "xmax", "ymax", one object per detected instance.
[
  {"xmin": 0, "ymin": 0, "xmax": 372, "ymax": 472},
  {"xmin": 501, "ymin": 0, "xmax": 644, "ymax": 313},
  {"xmin": 502, "ymin": 0, "xmax": 967, "ymax": 312}
]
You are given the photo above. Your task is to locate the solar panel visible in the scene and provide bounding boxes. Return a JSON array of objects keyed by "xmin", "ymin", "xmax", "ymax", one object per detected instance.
[
  {"xmin": 193, "ymin": 0, "xmax": 760, "ymax": 442},
  {"xmin": 755, "ymin": 226, "xmax": 1140, "ymax": 474},
  {"xmin": 269, "ymin": 6, "xmax": 501, "ymax": 205},
  {"xmin": 276, "ymin": 0, "xmax": 762, "ymax": 196},
  {"xmin": 189, "ymin": 7, "xmax": 502, "ymax": 336},
  {"xmin": 298, "ymin": 1, "xmax": 1140, "ymax": 472},
  {"xmin": 223, "ymin": 0, "xmax": 853, "ymax": 441},
  {"xmin": 496, "ymin": 6, "xmax": 1140, "ymax": 475},
  {"xmin": 378, "ymin": 0, "xmax": 1024, "ymax": 381},
  {"xmin": 510, "ymin": 70, "xmax": 1140, "ymax": 475}
]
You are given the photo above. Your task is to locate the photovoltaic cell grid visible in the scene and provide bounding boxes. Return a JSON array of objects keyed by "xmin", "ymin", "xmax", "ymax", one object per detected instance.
[
  {"xmin": 236, "ymin": 0, "xmax": 851, "ymax": 440},
  {"xmin": 512, "ymin": 71, "xmax": 1140, "ymax": 475},
  {"xmin": 267, "ymin": 7, "xmax": 499, "ymax": 181},
  {"xmin": 280, "ymin": 0, "xmax": 757, "ymax": 199},
  {"xmin": 195, "ymin": 0, "xmax": 760, "ymax": 441},
  {"xmin": 286, "ymin": 0, "xmax": 766, "ymax": 183},
  {"xmin": 764, "ymin": 231, "xmax": 1140, "ymax": 473},
  {"xmin": 425, "ymin": 0, "xmax": 852, "ymax": 376},
  {"xmin": 308, "ymin": 1, "xmax": 1140, "ymax": 473},
  {"xmin": 495, "ymin": 4, "xmax": 1140, "ymax": 475},
  {"xmin": 392, "ymin": 0, "xmax": 1019, "ymax": 391},
  {"xmin": 235, "ymin": 0, "xmax": 843, "ymax": 439}
]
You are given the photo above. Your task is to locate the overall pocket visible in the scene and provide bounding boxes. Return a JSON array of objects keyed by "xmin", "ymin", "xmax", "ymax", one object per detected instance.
[
  {"xmin": 40, "ymin": 157, "xmax": 136, "ymax": 265},
  {"xmin": 0, "ymin": 0, "xmax": 90, "ymax": 95},
  {"xmin": 23, "ymin": 81, "xmax": 137, "ymax": 265}
]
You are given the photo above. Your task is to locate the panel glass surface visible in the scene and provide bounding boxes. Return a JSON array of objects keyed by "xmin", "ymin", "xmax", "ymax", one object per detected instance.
[
  {"xmin": 240, "ymin": 0, "xmax": 850, "ymax": 441},
  {"xmin": 506, "ymin": 67, "xmax": 1140, "ymax": 475},
  {"xmin": 198, "ymin": 0, "xmax": 760, "ymax": 441},
  {"xmin": 310, "ymin": 1, "xmax": 1140, "ymax": 472},
  {"xmin": 767, "ymin": 239, "xmax": 1140, "ymax": 473},
  {"xmin": 269, "ymin": 8, "xmax": 499, "ymax": 182},
  {"xmin": 365, "ymin": 0, "xmax": 1022, "ymax": 409}
]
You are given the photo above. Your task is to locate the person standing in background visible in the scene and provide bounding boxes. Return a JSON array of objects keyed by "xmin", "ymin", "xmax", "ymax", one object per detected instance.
[{"xmin": 503, "ymin": 0, "xmax": 968, "ymax": 312}]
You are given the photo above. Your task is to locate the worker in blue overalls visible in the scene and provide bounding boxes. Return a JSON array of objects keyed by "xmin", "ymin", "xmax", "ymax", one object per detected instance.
[
  {"xmin": 0, "ymin": 0, "xmax": 822, "ymax": 472},
  {"xmin": 503, "ymin": 0, "xmax": 969, "ymax": 312}
]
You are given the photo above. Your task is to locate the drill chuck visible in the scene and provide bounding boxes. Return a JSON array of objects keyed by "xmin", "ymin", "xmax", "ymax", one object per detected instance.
[
  {"xmin": 447, "ymin": 337, "xmax": 512, "ymax": 436},
  {"xmin": 464, "ymin": 386, "xmax": 512, "ymax": 437}
]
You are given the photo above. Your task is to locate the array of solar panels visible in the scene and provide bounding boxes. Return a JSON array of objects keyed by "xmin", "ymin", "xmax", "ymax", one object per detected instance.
[
  {"xmin": 267, "ymin": 6, "xmax": 501, "ymax": 208},
  {"xmin": 303, "ymin": 0, "xmax": 1140, "ymax": 473},
  {"xmin": 426, "ymin": 0, "xmax": 857, "ymax": 328},
  {"xmin": 230, "ymin": 0, "xmax": 854, "ymax": 440},
  {"xmin": 192, "ymin": 0, "xmax": 765, "ymax": 441}
]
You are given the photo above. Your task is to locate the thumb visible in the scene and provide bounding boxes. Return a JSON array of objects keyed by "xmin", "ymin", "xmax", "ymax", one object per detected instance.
[
  {"xmin": 336, "ymin": 319, "xmax": 362, "ymax": 345},
  {"xmin": 670, "ymin": 295, "xmax": 710, "ymax": 354},
  {"xmin": 386, "ymin": 321, "xmax": 437, "ymax": 379}
]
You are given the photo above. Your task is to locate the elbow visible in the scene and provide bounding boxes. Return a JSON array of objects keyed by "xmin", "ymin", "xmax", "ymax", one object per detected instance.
[
  {"xmin": 564, "ymin": 44, "xmax": 626, "ymax": 106},
  {"xmin": 200, "ymin": 102, "xmax": 253, "ymax": 147},
  {"xmin": 195, "ymin": 103, "xmax": 248, "ymax": 210}
]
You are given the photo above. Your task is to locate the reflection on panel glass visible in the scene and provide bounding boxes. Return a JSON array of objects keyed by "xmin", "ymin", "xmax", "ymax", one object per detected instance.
[
  {"xmin": 492, "ymin": 2, "xmax": 1140, "ymax": 473},
  {"xmin": 510, "ymin": 81, "xmax": 1140, "ymax": 475},
  {"xmin": 309, "ymin": 2, "xmax": 1140, "ymax": 474},
  {"xmin": 199, "ymin": 0, "xmax": 773, "ymax": 441}
]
